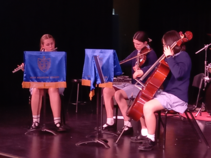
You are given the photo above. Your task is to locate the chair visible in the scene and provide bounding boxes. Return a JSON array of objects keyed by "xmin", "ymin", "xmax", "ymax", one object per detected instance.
[
  {"xmin": 156, "ymin": 108, "xmax": 210, "ymax": 149},
  {"xmin": 68, "ymin": 79, "xmax": 87, "ymax": 113}
]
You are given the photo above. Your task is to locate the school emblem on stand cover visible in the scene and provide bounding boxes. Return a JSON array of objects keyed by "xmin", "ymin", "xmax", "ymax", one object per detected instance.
[{"xmin": 38, "ymin": 56, "xmax": 51, "ymax": 72}]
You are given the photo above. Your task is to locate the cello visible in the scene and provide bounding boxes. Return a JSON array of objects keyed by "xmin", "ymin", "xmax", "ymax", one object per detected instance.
[{"xmin": 127, "ymin": 31, "xmax": 193, "ymax": 121}]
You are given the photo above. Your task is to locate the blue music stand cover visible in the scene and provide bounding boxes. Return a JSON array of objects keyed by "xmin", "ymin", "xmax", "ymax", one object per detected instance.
[
  {"xmin": 82, "ymin": 49, "xmax": 122, "ymax": 94},
  {"xmin": 22, "ymin": 51, "xmax": 67, "ymax": 88}
]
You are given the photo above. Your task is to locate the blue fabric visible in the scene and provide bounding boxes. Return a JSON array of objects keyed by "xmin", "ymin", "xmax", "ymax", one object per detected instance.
[
  {"xmin": 23, "ymin": 51, "xmax": 66, "ymax": 82},
  {"xmin": 82, "ymin": 49, "xmax": 122, "ymax": 91}
]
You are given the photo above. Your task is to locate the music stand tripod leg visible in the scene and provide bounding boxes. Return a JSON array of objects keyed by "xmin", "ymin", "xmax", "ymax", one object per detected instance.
[
  {"xmin": 115, "ymin": 126, "xmax": 127, "ymax": 144},
  {"xmin": 195, "ymin": 78, "xmax": 204, "ymax": 117},
  {"xmin": 76, "ymin": 138, "xmax": 110, "ymax": 148},
  {"xmin": 75, "ymin": 86, "xmax": 110, "ymax": 148},
  {"xmin": 86, "ymin": 127, "xmax": 119, "ymax": 138},
  {"xmin": 41, "ymin": 128, "xmax": 57, "ymax": 135},
  {"xmin": 101, "ymin": 131, "xmax": 118, "ymax": 137}
]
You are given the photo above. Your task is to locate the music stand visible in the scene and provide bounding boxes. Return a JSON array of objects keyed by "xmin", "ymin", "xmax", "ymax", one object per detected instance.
[
  {"xmin": 195, "ymin": 44, "xmax": 211, "ymax": 116},
  {"xmin": 76, "ymin": 55, "xmax": 111, "ymax": 148},
  {"xmin": 85, "ymin": 56, "xmax": 119, "ymax": 138},
  {"xmin": 23, "ymin": 51, "xmax": 67, "ymax": 135}
]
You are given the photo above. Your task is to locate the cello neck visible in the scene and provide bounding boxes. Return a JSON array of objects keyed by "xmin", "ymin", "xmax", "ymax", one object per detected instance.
[
  {"xmin": 140, "ymin": 54, "xmax": 165, "ymax": 81},
  {"xmin": 139, "ymin": 40, "xmax": 178, "ymax": 81}
]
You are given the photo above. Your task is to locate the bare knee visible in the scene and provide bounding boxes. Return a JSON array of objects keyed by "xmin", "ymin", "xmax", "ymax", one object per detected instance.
[
  {"xmin": 143, "ymin": 99, "xmax": 164, "ymax": 116},
  {"xmin": 143, "ymin": 102, "xmax": 153, "ymax": 116},
  {"xmin": 114, "ymin": 90, "xmax": 124, "ymax": 103},
  {"xmin": 103, "ymin": 87, "xmax": 115, "ymax": 98},
  {"xmin": 114, "ymin": 91, "xmax": 121, "ymax": 101},
  {"xmin": 48, "ymin": 88, "xmax": 59, "ymax": 95},
  {"xmin": 114, "ymin": 90, "xmax": 127, "ymax": 101},
  {"xmin": 32, "ymin": 88, "xmax": 44, "ymax": 96}
]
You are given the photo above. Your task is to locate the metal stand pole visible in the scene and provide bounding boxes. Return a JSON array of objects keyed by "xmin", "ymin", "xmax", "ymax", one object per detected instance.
[
  {"xmin": 195, "ymin": 44, "xmax": 211, "ymax": 117},
  {"xmin": 75, "ymin": 86, "xmax": 110, "ymax": 148},
  {"xmin": 195, "ymin": 78, "xmax": 204, "ymax": 117}
]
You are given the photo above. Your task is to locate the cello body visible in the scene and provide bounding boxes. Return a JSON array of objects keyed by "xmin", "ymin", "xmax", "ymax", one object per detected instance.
[{"xmin": 127, "ymin": 59, "xmax": 170, "ymax": 121}]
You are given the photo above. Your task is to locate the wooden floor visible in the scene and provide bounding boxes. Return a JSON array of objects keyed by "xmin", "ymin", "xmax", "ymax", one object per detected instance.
[{"xmin": 0, "ymin": 101, "xmax": 211, "ymax": 158}]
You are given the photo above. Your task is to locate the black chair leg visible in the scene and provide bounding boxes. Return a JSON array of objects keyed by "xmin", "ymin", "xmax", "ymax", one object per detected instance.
[
  {"xmin": 68, "ymin": 82, "xmax": 74, "ymax": 106},
  {"xmin": 61, "ymin": 95, "xmax": 66, "ymax": 125},
  {"xmin": 184, "ymin": 111, "xmax": 201, "ymax": 140},
  {"xmin": 185, "ymin": 111, "xmax": 210, "ymax": 148},
  {"xmin": 157, "ymin": 110, "xmax": 168, "ymax": 149},
  {"xmin": 157, "ymin": 111, "xmax": 166, "ymax": 144},
  {"xmin": 156, "ymin": 111, "xmax": 161, "ymax": 143},
  {"xmin": 163, "ymin": 111, "xmax": 168, "ymax": 149},
  {"xmin": 115, "ymin": 105, "xmax": 118, "ymax": 125},
  {"xmin": 75, "ymin": 82, "xmax": 80, "ymax": 113}
]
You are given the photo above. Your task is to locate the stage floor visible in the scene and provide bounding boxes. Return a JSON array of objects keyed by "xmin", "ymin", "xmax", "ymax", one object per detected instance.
[{"xmin": 0, "ymin": 102, "xmax": 211, "ymax": 158}]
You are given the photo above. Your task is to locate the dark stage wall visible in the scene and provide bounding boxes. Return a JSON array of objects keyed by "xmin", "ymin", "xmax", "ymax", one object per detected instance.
[
  {"xmin": 1, "ymin": 0, "xmax": 211, "ymax": 106},
  {"xmin": 0, "ymin": 0, "xmax": 113, "ymax": 105},
  {"xmin": 137, "ymin": 0, "xmax": 211, "ymax": 104},
  {"xmin": 138, "ymin": 0, "xmax": 211, "ymax": 76}
]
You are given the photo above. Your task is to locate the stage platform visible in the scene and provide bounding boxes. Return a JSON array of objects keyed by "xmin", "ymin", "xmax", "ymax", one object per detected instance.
[{"xmin": 0, "ymin": 102, "xmax": 211, "ymax": 158}]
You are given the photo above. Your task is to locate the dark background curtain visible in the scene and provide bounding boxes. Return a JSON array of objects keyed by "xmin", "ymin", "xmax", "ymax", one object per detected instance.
[
  {"xmin": 139, "ymin": 0, "xmax": 211, "ymax": 74},
  {"xmin": 0, "ymin": 0, "xmax": 113, "ymax": 106},
  {"xmin": 1, "ymin": 0, "xmax": 211, "ymax": 106},
  {"xmin": 138, "ymin": 0, "xmax": 211, "ymax": 104}
]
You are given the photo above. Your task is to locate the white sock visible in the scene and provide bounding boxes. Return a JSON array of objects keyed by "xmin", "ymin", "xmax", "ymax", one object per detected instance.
[
  {"xmin": 124, "ymin": 120, "xmax": 132, "ymax": 127},
  {"xmin": 103, "ymin": 118, "xmax": 114, "ymax": 127},
  {"xmin": 54, "ymin": 117, "xmax": 61, "ymax": 127},
  {"xmin": 107, "ymin": 118, "xmax": 114, "ymax": 125},
  {"xmin": 147, "ymin": 134, "xmax": 155, "ymax": 142},
  {"xmin": 141, "ymin": 128, "xmax": 148, "ymax": 136},
  {"xmin": 32, "ymin": 115, "xmax": 40, "ymax": 123}
]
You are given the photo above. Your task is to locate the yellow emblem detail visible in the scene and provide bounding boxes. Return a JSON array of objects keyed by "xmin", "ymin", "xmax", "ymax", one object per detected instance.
[{"xmin": 38, "ymin": 56, "xmax": 51, "ymax": 72}]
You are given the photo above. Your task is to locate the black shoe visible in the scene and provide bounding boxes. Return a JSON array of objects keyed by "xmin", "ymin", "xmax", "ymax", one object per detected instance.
[
  {"xmin": 55, "ymin": 122, "xmax": 67, "ymax": 132},
  {"xmin": 102, "ymin": 123, "xmax": 116, "ymax": 132},
  {"xmin": 138, "ymin": 138, "xmax": 156, "ymax": 151},
  {"xmin": 131, "ymin": 135, "xmax": 147, "ymax": 143},
  {"xmin": 117, "ymin": 125, "xmax": 133, "ymax": 136},
  {"xmin": 29, "ymin": 122, "xmax": 40, "ymax": 130}
]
